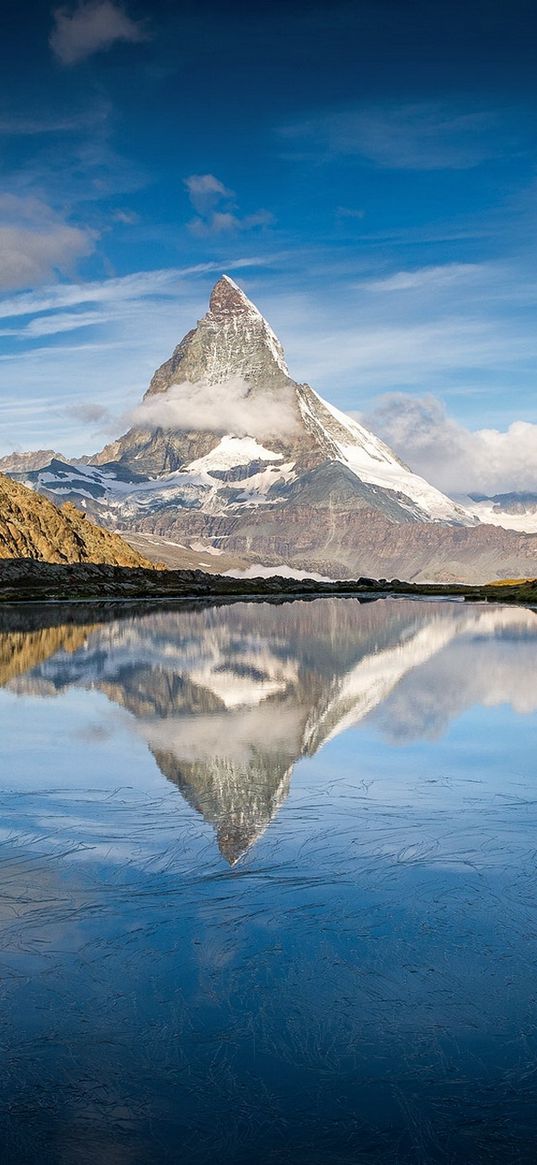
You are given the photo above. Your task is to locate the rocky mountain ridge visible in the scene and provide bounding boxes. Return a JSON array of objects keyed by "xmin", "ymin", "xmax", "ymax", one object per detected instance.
[{"xmin": 4, "ymin": 276, "xmax": 537, "ymax": 582}]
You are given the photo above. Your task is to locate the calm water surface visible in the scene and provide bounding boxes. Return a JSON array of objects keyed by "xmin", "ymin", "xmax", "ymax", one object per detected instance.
[{"xmin": 0, "ymin": 596, "xmax": 537, "ymax": 1163}]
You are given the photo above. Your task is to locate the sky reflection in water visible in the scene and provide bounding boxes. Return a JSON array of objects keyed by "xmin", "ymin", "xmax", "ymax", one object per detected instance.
[{"xmin": 0, "ymin": 596, "xmax": 536, "ymax": 1163}]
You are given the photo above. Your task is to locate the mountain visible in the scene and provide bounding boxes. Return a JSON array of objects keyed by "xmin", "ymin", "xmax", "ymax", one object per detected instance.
[
  {"xmin": 3, "ymin": 598, "xmax": 536, "ymax": 863},
  {"xmin": 5, "ymin": 276, "xmax": 537, "ymax": 583},
  {"xmin": 0, "ymin": 449, "xmax": 68, "ymax": 473},
  {"xmin": 468, "ymin": 492, "xmax": 537, "ymax": 534},
  {"xmin": 0, "ymin": 473, "xmax": 157, "ymax": 567}
]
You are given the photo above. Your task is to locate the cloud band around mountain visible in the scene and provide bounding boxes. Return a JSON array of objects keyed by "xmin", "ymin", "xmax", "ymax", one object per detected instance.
[{"xmin": 131, "ymin": 376, "xmax": 299, "ymax": 439}]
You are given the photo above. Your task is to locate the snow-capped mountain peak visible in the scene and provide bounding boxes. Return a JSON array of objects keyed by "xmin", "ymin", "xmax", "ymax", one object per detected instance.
[
  {"xmin": 144, "ymin": 274, "xmax": 290, "ymax": 399},
  {"xmin": 208, "ymin": 275, "xmax": 289, "ymax": 375},
  {"xmin": 8, "ymin": 276, "xmax": 537, "ymax": 582}
]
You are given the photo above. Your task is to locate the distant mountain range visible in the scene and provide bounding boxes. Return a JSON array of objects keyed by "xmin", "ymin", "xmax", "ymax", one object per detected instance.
[
  {"xmin": 3, "ymin": 276, "xmax": 537, "ymax": 583},
  {"xmin": 467, "ymin": 492, "xmax": 537, "ymax": 534}
]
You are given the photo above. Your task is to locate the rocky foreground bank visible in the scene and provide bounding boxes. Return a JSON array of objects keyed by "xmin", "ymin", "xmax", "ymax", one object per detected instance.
[{"xmin": 0, "ymin": 558, "xmax": 536, "ymax": 606}]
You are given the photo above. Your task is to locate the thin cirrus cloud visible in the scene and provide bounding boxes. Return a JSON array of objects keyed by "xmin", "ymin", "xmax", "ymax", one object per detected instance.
[
  {"xmin": 0, "ymin": 310, "xmax": 108, "ymax": 339},
  {"xmin": 0, "ymin": 258, "xmax": 275, "ymax": 322},
  {"xmin": 184, "ymin": 173, "xmax": 274, "ymax": 236},
  {"xmin": 184, "ymin": 174, "xmax": 234, "ymax": 216},
  {"xmin": 359, "ymin": 263, "xmax": 484, "ymax": 292},
  {"xmin": 362, "ymin": 393, "xmax": 537, "ymax": 496},
  {"xmin": 0, "ymin": 112, "xmax": 95, "ymax": 135},
  {"xmin": 282, "ymin": 102, "xmax": 519, "ymax": 170},
  {"xmin": 50, "ymin": 0, "xmax": 149, "ymax": 66}
]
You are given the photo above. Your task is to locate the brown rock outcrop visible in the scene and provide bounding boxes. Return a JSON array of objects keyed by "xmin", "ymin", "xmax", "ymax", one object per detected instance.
[{"xmin": 0, "ymin": 474, "xmax": 158, "ymax": 568}]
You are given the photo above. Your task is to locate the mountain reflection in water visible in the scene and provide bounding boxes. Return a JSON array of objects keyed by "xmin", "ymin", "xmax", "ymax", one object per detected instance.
[
  {"xmin": 2, "ymin": 597, "xmax": 536, "ymax": 863},
  {"xmin": 2, "ymin": 596, "xmax": 537, "ymax": 1164}
]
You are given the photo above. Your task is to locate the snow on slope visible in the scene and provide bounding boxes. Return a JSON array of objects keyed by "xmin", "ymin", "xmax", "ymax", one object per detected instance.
[
  {"xmin": 467, "ymin": 499, "xmax": 537, "ymax": 533},
  {"xmin": 16, "ymin": 400, "xmax": 474, "ymax": 530},
  {"xmin": 298, "ymin": 387, "xmax": 472, "ymax": 525},
  {"xmin": 186, "ymin": 435, "xmax": 282, "ymax": 472}
]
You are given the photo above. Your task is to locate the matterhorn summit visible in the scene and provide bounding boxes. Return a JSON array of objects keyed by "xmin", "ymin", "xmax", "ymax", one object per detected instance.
[
  {"xmin": 93, "ymin": 275, "xmax": 471, "ymax": 524},
  {"xmin": 144, "ymin": 275, "xmax": 291, "ymax": 399},
  {"xmin": 6, "ymin": 276, "xmax": 537, "ymax": 583}
]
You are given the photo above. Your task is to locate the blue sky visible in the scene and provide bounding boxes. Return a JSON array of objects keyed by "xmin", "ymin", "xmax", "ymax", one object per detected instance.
[{"xmin": 1, "ymin": 0, "xmax": 537, "ymax": 492}]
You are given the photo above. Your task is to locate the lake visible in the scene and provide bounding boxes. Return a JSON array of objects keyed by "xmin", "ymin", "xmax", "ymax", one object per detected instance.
[{"xmin": 0, "ymin": 596, "xmax": 536, "ymax": 1163}]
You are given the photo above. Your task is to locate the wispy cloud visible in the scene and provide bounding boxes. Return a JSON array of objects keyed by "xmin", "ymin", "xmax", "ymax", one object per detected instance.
[
  {"xmin": 0, "ymin": 112, "xmax": 95, "ymax": 136},
  {"xmin": 2, "ymin": 258, "xmax": 536, "ymax": 459},
  {"xmin": 65, "ymin": 400, "xmax": 112, "ymax": 426},
  {"xmin": 0, "ymin": 309, "xmax": 107, "ymax": 338},
  {"xmin": 359, "ymin": 263, "xmax": 484, "ymax": 292},
  {"xmin": 112, "ymin": 208, "xmax": 140, "ymax": 225},
  {"xmin": 277, "ymin": 309, "xmax": 535, "ymax": 392},
  {"xmin": 0, "ymin": 260, "xmax": 287, "ymax": 455},
  {"xmin": 0, "ymin": 259, "xmax": 275, "ymax": 322},
  {"xmin": 282, "ymin": 103, "xmax": 519, "ymax": 170},
  {"xmin": 184, "ymin": 173, "xmax": 274, "ymax": 235},
  {"xmin": 336, "ymin": 206, "xmax": 365, "ymax": 221},
  {"xmin": 50, "ymin": 1, "xmax": 149, "ymax": 66}
]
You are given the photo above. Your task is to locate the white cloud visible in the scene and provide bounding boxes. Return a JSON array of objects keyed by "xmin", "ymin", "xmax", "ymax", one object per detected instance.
[
  {"xmin": 131, "ymin": 376, "xmax": 299, "ymax": 439},
  {"xmin": 141, "ymin": 705, "xmax": 301, "ymax": 767},
  {"xmin": 184, "ymin": 174, "xmax": 233, "ymax": 215},
  {"xmin": 189, "ymin": 209, "xmax": 274, "ymax": 237},
  {"xmin": 0, "ymin": 195, "xmax": 95, "ymax": 292},
  {"xmin": 363, "ymin": 394, "xmax": 537, "ymax": 496},
  {"xmin": 0, "ymin": 267, "xmax": 185, "ymax": 320},
  {"xmin": 50, "ymin": 1, "xmax": 148, "ymax": 66},
  {"xmin": 184, "ymin": 173, "xmax": 274, "ymax": 235},
  {"xmin": 112, "ymin": 208, "xmax": 140, "ymax": 224}
]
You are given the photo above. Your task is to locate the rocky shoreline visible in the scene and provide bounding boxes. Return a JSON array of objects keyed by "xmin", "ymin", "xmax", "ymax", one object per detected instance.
[{"xmin": 0, "ymin": 558, "xmax": 536, "ymax": 607}]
